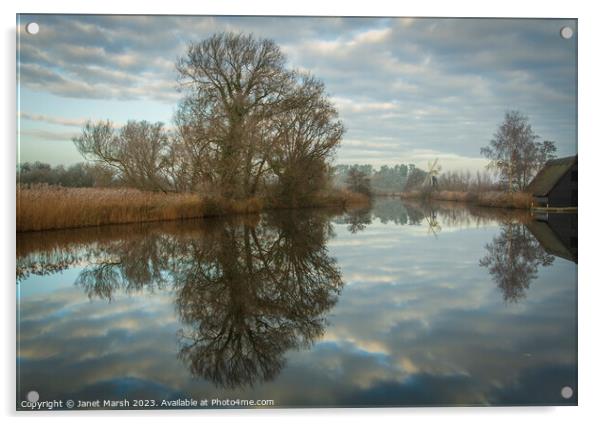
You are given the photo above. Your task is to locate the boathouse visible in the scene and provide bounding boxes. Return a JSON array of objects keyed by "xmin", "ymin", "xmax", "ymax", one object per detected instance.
[{"xmin": 526, "ymin": 156, "xmax": 577, "ymax": 208}]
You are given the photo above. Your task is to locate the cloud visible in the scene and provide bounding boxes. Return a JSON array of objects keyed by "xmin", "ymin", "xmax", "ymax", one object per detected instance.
[
  {"xmin": 17, "ymin": 15, "xmax": 577, "ymax": 168},
  {"xmin": 333, "ymin": 97, "xmax": 400, "ymax": 113},
  {"xmin": 19, "ymin": 129, "xmax": 78, "ymax": 142},
  {"xmin": 19, "ymin": 112, "xmax": 86, "ymax": 127}
]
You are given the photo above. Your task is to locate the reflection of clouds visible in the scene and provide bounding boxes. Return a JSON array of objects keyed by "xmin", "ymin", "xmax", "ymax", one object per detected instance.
[
  {"xmin": 319, "ymin": 213, "xmax": 576, "ymax": 405},
  {"xmin": 17, "ymin": 202, "xmax": 577, "ymax": 406},
  {"xmin": 18, "ymin": 284, "xmax": 186, "ymax": 402},
  {"xmin": 19, "ymin": 295, "xmax": 177, "ymax": 362}
]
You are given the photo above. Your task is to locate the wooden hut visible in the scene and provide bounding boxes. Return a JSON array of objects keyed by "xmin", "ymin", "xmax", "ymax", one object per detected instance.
[{"xmin": 526, "ymin": 156, "xmax": 577, "ymax": 208}]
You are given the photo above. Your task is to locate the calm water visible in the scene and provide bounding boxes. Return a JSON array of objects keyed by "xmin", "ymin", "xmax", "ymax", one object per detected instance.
[{"xmin": 16, "ymin": 199, "xmax": 577, "ymax": 409}]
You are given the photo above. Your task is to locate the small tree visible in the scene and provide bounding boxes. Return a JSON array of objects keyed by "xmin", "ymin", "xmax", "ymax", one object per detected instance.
[
  {"xmin": 481, "ymin": 111, "xmax": 557, "ymax": 191},
  {"xmin": 345, "ymin": 166, "xmax": 372, "ymax": 196},
  {"xmin": 403, "ymin": 166, "xmax": 427, "ymax": 192},
  {"xmin": 73, "ymin": 120, "xmax": 172, "ymax": 192}
]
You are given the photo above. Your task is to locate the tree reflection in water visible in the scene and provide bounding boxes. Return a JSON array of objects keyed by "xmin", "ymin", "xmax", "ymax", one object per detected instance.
[
  {"xmin": 340, "ymin": 199, "xmax": 557, "ymax": 302},
  {"xmin": 19, "ymin": 211, "xmax": 344, "ymax": 389},
  {"xmin": 75, "ymin": 233, "xmax": 174, "ymax": 300},
  {"xmin": 341, "ymin": 206, "xmax": 372, "ymax": 233},
  {"xmin": 17, "ymin": 198, "xmax": 566, "ymax": 390},
  {"xmin": 479, "ymin": 222, "xmax": 555, "ymax": 302},
  {"xmin": 173, "ymin": 211, "xmax": 343, "ymax": 388}
]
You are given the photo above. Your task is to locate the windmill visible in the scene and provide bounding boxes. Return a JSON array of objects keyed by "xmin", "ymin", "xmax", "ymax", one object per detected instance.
[{"xmin": 422, "ymin": 159, "xmax": 441, "ymax": 189}]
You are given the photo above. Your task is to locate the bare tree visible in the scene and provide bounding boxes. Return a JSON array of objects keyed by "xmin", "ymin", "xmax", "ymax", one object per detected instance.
[
  {"xmin": 72, "ymin": 33, "xmax": 342, "ymax": 200},
  {"xmin": 436, "ymin": 169, "xmax": 498, "ymax": 192},
  {"xmin": 175, "ymin": 32, "xmax": 342, "ymax": 200},
  {"xmin": 269, "ymin": 75, "xmax": 344, "ymax": 205},
  {"xmin": 534, "ymin": 140, "xmax": 558, "ymax": 170},
  {"xmin": 481, "ymin": 111, "xmax": 557, "ymax": 191},
  {"xmin": 73, "ymin": 120, "xmax": 172, "ymax": 192},
  {"xmin": 175, "ymin": 33, "xmax": 291, "ymax": 198}
]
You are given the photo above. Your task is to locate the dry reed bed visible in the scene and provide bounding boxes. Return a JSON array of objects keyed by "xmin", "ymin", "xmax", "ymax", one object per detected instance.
[
  {"xmin": 473, "ymin": 191, "xmax": 532, "ymax": 209},
  {"xmin": 17, "ymin": 186, "xmax": 209, "ymax": 232},
  {"xmin": 17, "ymin": 186, "xmax": 369, "ymax": 232},
  {"xmin": 401, "ymin": 190, "xmax": 532, "ymax": 209}
]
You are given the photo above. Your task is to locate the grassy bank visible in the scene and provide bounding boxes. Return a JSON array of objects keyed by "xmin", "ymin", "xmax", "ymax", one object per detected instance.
[
  {"xmin": 400, "ymin": 190, "xmax": 532, "ymax": 209},
  {"xmin": 17, "ymin": 185, "xmax": 370, "ymax": 232}
]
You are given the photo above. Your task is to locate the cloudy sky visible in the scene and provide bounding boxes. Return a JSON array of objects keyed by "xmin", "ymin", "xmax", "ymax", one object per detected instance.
[{"xmin": 17, "ymin": 15, "xmax": 577, "ymax": 172}]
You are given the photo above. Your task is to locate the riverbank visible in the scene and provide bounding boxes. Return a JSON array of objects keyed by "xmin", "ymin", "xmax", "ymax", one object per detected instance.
[
  {"xmin": 17, "ymin": 186, "xmax": 370, "ymax": 232},
  {"xmin": 399, "ymin": 190, "xmax": 532, "ymax": 209}
]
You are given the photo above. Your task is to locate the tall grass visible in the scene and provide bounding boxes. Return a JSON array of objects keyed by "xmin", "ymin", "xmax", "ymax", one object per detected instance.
[
  {"xmin": 475, "ymin": 191, "xmax": 532, "ymax": 209},
  {"xmin": 401, "ymin": 189, "xmax": 532, "ymax": 209},
  {"xmin": 17, "ymin": 185, "xmax": 369, "ymax": 232},
  {"xmin": 17, "ymin": 185, "xmax": 207, "ymax": 231}
]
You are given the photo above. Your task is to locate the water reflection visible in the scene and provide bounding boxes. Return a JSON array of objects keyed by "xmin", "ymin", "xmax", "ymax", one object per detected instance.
[
  {"xmin": 337, "ymin": 198, "xmax": 425, "ymax": 227},
  {"xmin": 338, "ymin": 198, "xmax": 576, "ymax": 301},
  {"xmin": 173, "ymin": 212, "xmax": 343, "ymax": 388},
  {"xmin": 75, "ymin": 232, "xmax": 174, "ymax": 300},
  {"xmin": 17, "ymin": 200, "xmax": 577, "ymax": 307},
  {"xmin": 479, "ymin": 223, "xmax": 555, "ymax": 302},
  {"xmin": 341, "ymin": 206, "xmax": 372, "ymax": 233},
  {"xmin": 527, "ymin": 213, "xmax": 578, "ymax": 263},
  {"xmin": 16, "ymin": 199, "xmax": 577, "ymax": 406},
  {"xmin": 19, "ymin": 211, "xmax": 343, "ymax": 389}
]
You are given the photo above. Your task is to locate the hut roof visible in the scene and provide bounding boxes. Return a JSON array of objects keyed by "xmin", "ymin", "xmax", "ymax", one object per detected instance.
[{"xmin": 526, "ymin": 156, "xmax": 577, "ymax": 196}]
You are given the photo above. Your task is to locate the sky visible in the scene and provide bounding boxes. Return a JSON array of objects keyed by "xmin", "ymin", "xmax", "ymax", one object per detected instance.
[{"xmin": 17, "ymin": 15, "xmax": 577, "ymax": 173}]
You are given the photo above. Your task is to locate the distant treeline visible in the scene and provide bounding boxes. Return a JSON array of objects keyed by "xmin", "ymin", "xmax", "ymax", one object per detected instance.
[
  {"xmin": 333, "ymin": 164, "xmax": 412, "ymax": 193},
  {"xmin": 333, "ymin": 164, "xmax": 500, "ymax": 193},
  {"xmin": 18, "ymin": 160, "xmax": 502, "ymax": 195},
  {"xmin": 335, "ymin": 111, "xmax": 558, "ymax": 196},
  {"xmin": 17, "ymin": 162, "xmax": 117, "ymax": 188}
]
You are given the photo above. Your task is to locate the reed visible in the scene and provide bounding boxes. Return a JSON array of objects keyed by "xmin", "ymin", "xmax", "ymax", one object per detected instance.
[
  {"xmin": 475, "ymin": 191, "xmax": 532, "ymax": 209},
  {"xmin": 400, "ymin": 189, "xmax": 532, "ymax": 209},
  {"xmin": 17, "ymin": 185, "xmax": 207, "ymax": 232},
  {"xmin": 17, "ymin": 185, "xmax": 368, "ymax": 232}
]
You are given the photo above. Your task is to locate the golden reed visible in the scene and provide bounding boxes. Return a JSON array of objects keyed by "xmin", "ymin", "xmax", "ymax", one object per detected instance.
[
  {"xmin": 17, "ymin": 185, "xmax": 207, "ymax": 232},
  {"xmin": 400, "ymin": 190, "xmax": 532, "ymax": 209},
  {"xmin": 17, "ymin": 185, "xmax": 368, "ymax": 232}
]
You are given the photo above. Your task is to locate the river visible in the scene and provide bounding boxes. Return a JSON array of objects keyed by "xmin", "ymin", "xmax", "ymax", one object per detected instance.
[{"xmin": 16, "ymin": 198, "xmax": 578, "ymax": 408}]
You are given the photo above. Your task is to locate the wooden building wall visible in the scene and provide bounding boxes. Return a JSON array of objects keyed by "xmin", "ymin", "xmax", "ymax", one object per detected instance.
[{"xmin": 548, "ymin": 163, "xmax": 578, "ymax": 207}]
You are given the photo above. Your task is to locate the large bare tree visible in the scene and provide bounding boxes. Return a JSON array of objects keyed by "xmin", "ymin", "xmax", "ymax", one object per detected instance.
[
  {"xmin": 175, "ymin": 32, "xmax": 343, "ymax": 200},
  {"xmin": 73, "ymin": 33, "xmax": 343, "ymax": 200}
]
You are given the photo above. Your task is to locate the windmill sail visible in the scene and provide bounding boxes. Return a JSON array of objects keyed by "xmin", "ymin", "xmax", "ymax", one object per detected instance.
[{"xmin": 422, "ymin": 158, "xmax": 441, "ymax": 187}]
